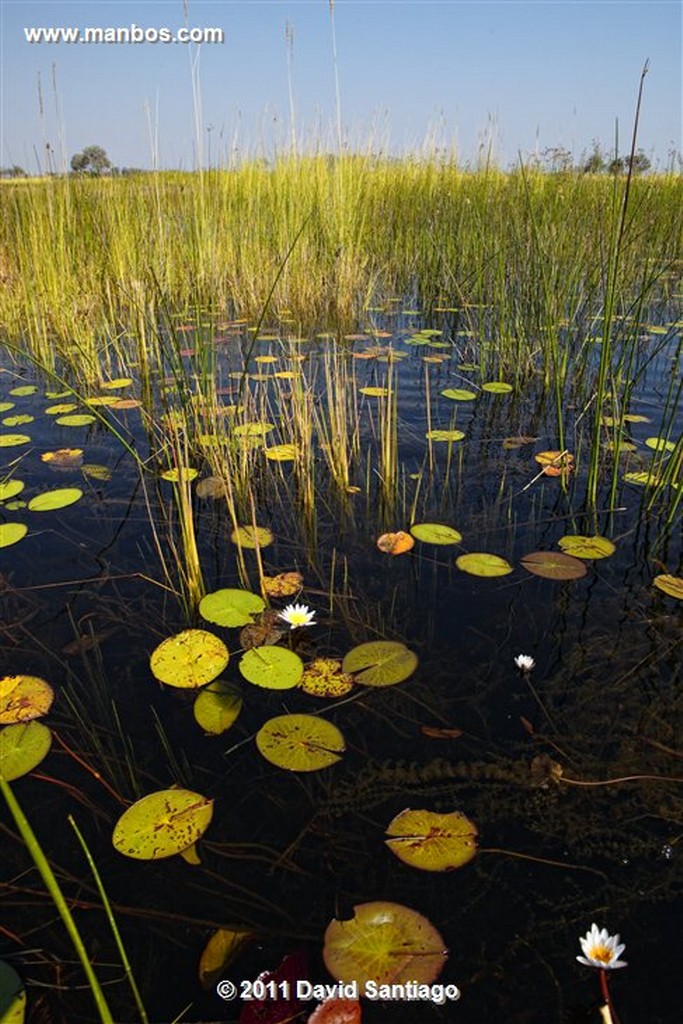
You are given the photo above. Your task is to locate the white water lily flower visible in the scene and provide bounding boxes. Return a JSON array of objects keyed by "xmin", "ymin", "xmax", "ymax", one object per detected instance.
[
  {"xmin": 514, "ymin": 653, "xmax": 536, "ymax": 672},
  {"xmin": 577, "ymin": 923, "xmax": 627, "ymax": 969},
  {"xmin": 278, "ymin": 603, "xmax": 316, "ymax": 630}
]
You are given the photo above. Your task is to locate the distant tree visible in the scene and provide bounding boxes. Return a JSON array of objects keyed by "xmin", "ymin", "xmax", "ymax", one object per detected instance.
[
  {"xmin": 541, "ymin": 146, "xmax": 573, "ymax": 173},
  {"xmin": 0, "ymin": 165, "xmax": 26, "ymax": 178},
  {"xmin": 607, "ymin": 150, "xmax": 651, "ymax": 175},
  {"xmin": 70, "ymin": 145, "xmax": 112, "ymax": 175},
  {"xmin": 582, "ymin": 143, "xmax": 606, "ymax": 174}
]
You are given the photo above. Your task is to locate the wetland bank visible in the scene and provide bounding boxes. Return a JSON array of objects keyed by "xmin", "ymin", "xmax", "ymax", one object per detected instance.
[{"xmin": 0, "ymin": 156, "xmax": 681, "ymax": 1023}]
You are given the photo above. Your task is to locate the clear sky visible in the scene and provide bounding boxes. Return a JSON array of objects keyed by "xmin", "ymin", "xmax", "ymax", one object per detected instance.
[{"xmin": 1, "ymin": 1, "xmax": 681, "ymax": 172}]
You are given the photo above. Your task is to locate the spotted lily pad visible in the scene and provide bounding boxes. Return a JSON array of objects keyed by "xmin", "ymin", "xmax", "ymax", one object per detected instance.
[
  {"xmin": 342, "ymin": 641, "xmax": 417, "ymax": 687},
  {"xmin": 323, "ymin": 902, "xmax": 447, "ymax": 986},
  {"xmin": 150, "ymin": 629, "xmax": 229, "ymax": 688},
  {"xmin": 256, "ymin": 714, "xmax": 345, "ymax": 771},
  {"xmin": 230, "ymin": 525, "xmax": 274, "ymax": 549},
  {"xmin": 653, "ymin": 574, "xmax": 683, "ymax": 600},
  {"xmin": 385, "ymin": 808, "xmax": 478, "ymax": 871},
  {"xmin": 456, "ymin": 552, "xmax": 513, "ymax": 577},
  {"xmin": 0, "ymin": 721, "xmax": 52, "ymax": 780},
  {"xmin": 199, "ymin": 588, "xmax": 265, "ymax": 628},
  {"xmin": 112, "ymin": 788, "xmax": 214, "ymax": 860},
  {"xmin": 193, "ymin": 681, "xmax": 243, "ymax": 735},
  {"xmin": 557, "ymin": 535, "xmax": 615, "ymax": 559},
  {"xmin": 27, "ymin": 488, "xmax": 83, "ymax": 512},
  {"xmin": 0, "ymin": 675, "xmax": 54, "ymax": 724},
  {"xmin": 0, "ymin": 523, "xmax": 28, "ymax": 548},
  {"xmin": 239, "ymin": 646, "xmax": 303, "ymax": 690},
  {"xmin": 82, "ymin": 464, "xmax": 112, "ymax": 481},
  {"xmin": 261, "ymin": 571, "xmax": 304, "ymax": 598},
  {"xmin": 410, "ymin": 523, "xmax": 462, "ymax": 545},
  {"xmin": 521, "ymin": 550, "xmax": 587, "ymax": 580},
  {"xmin": 40, "ymin": 449, "xmax": 83, "ymax": 468},
  {"xmin": 300, "ymin": 658, "xmax": 355, "ymax": 698}
]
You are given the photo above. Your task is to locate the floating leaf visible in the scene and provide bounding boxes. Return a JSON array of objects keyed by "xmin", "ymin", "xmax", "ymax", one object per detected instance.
[
  {"xmin": 45, "ymin": 403, "xmax": 78, "ymax": 415},
  {"xmin": 196, "ymin": 476, "xmax": 224, "ymax": 499},
  {"xmin": 199, "ymin": 588, "xmax": 265, "ymax": 628},
  {"xmin": 410, "ymin": 523, "xmax": 462, "ymax": 545},
  {"xmin": 256, "ymin": 714, "xmax": 345, "ymax": 771},
  {"xmin": 239, "ymin": 610, "xmax": 284, "ymax": 649},
  {"xmin": 441, "ymin": 388, "xmax": 477, "ymax": 401},
  {"xmin": 160, "ymin": 467, "xmax": 199, "ymax": 482},
  {"xmin": 230, "ymin": 525, "xmax": 274, "ymax": 549},
  {"xmin": 85, "ymin": 395, "xmax": 120, "ymax": 407},
  {"xmin": 0, "ymin": 675, "xmax": 54, "ymax": 724},
  {"xmin": 644, "ymin": 436, "xmax": 676, "ymax": 453},
  {"xmin": 0, "ymin": 959, "xmax": 26, "ymax": 1023},
  {"xmin": 28, "ymin": 488, "xmax": 83, "ymax": 512},
  {"xmin": 558, "ymin": 535, "xmax": 615, "ymax": 559},
  {"xmin": 150, "ymin": 629, "xmax": 229, "ymax": 688},
  {"xmin": 0, "ymin": 435, "xmax": 30, "ymax": 447},
  {"xmin": 81, "ymin": 463, "xmax": 111, "ymax": 481},
  {"xmin": 456, "ymin": 552, "xmax": 513, "ymax": 577},
  {"xmin": 261, "ymin": 571, "xmax": 303, "ymax": 598},
  {"xmin": 8, "ymin": 385, "xmax": 37, "ymax": 397},
  {"xmin": 111, "ymin": 397, "xmax": 141, "ymax": 410},
  {"xmin": 0, "ymin": 402, "xmax": 15, "ymax": 412},
  {"xmin": 425, "ymin": 429, "xmax": 464, "ymax": 442},
  {"xmin": 342, "ymin": 641, "xmax": 417, "ymax": 687},
  {"xmin": 233, "ymin": 421, "xmax": 274, "ymax": 437},
  {"xmin": 359, "ymin": 386, "xmax": 389, "ymax": 397},
  {"xmin": 199, "ymin": 928, "xmax": 253, "ymax": 989},
  {"xmin": 193, "ymin": 681, "xmax": 243, "ymax": 735},
  {"xmin": 300, "ymin": 658, "xmax": 355, "ymax": 698},
  {"xmin": 100, "ymin": 377, "xmax": 133, "ymax": 390},
  {"xmin": 40, "ymin": 448, "xmax": 83, "ymax": 468},
  {"xmin": 534, "ymin": 450, "xmax": 575, "ymax": 476},
  {"xmin": 323, "ymin": 902, "xmax": 447, "ymax": 986},
  {"xmin": 521, "ymin": 550, "xmax": 587, "ymax": 580},
  {"xmin": 2, "ymin": 414, "xmax": 34, "ymax": 427},
  {"xmin": 55, "ymin": 414, "xmax": 96, "ymax": 426},
  {"xmin": 502, "ymin": 435, "xmax": 538, "ymax": 449},
  {"xmin": 481, "ymin": 381, "xmax": 512, "ymax": 394},
  {"xmin": 385, "ymin": 808, "xmax": 478, "ymax": 871},
  {"xmin": 376, "ymin": 531, "xmax": 415, "ymax": 555},
  {"xmin": 653, "ymin": 574, "xmax": 683, "ymax": 600},
  {"xmin": 112, "ymin": 788, "xmax": 214, "ymax": 860},
  {"xmin": 0, "ymin": 523, "xmax": 27, "ymax": 548},
  {"xmin": 624, "ymin": 470, "xmax": 660, "ymax": 487},
  {"xmin": 239, "ymin": 646, "xmax": 303, "ymax": 690},
  {"xmin": 0, "ymin": 721, "xmax": 52, "ymax": 780},
  {"xmin": 0, "ymin": 480, "xmax": 24, "ymax": 501},
  {"xmin": 265, "ymin": 444, "xmax": 301, "ymax": 461},
  {"xmin": 623, "ymin": 413, "xmax": 651, "ymax": 423}
]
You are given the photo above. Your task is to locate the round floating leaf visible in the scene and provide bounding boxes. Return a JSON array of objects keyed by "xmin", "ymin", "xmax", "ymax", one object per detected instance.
[
  {"xmin": 0, "ymin": 435, "xmax": 31, "ymax": 447},
  {"xmin": 55, "ymin": 414, "xmax": 96, "ymax": 426},
  {"xmin": 521, "ymin": 550, "xmax": 587, "ymax": 580},
  {"xmin": 239, "ymin": 611, "xmax": 284, "ymax": 649},
  {"xmin": 40, "ymin": 448, "xmax": 83, "ymax": 468},
  {"xmin": 441, "ymin": 388, "xmax": 477, "ymax": 401},
  {"xmin": 199, "ymin": 588, "xmax": 265, "ymax": 628},
  {"xmin": 8, "ymin": 385, "xmax": 37, "ymax": 397},
  {"xmin": 323, "ymin": 902, "xmax": 447, "ymax": 986},
  {"xmin": 239, "ymin": 646, "xmax": 303, "ymax": 690},
  {"xmin": 425, "ymin": 429, "xmax": 465, "ymax": 442},
  {"xmin": 256, "ymin": 714, "xmax": 345, "ymax": 771},
  {"xmin": 193, "ymin": 681, "xmax": 243, "ymax": 735},
  {"xmin": 0, "ymin": 721, "xmax": 52, "ymax": 780},
  {"xmin": 376, "ymin": 531, "xmax": 415, "ymax": 555},
  {"xmin": 160, "ymin": 467, "xmax": 199, "ymax": 482},
  {"xmin": 359, "ymin": 386, "xmax": 389, "ymax": 397},
  {"xmin": 0, "ymin": 959, "xmax": 26, "ymax": 1023},
  {"xmin": 28, "ymin": 488, "xmax": 83, "ymax": 512},
  {"xmin": 111, "ymin": 398, "xmax": 141, "ymax": 410},
  {"xmin": 644, "ymin": 436, "xmax": 676, "ymax": 453},
  {"xmin": 112, "ymin": 788, "xmax": 214, "ymax": 860},
  {"xmin": 385, "ymin": 808, "xmax": 478, "ymax": 871},
  {"xmin": 410, "ymin": 523, "xmax": 462, "ymax": 545},
  {"xmin": 653, "ymin": 574, "xmax": 683, "ymax": 600},
  {"xmin": 0, "ymin": 480, "xmax": 24, "ymax": 501},
  {"xmin": 150, "ymin": 629, "xmax": 229, "ymax": 689},
  {"xmin": 265, "ymin": 444, "xmax": 301, "ymax": 461},
  {"xmin": 456, "ymin": 552, "xmax": 513, "ymax": 577},
  {"xmin": 230, "ymin": 525, "xmax": 274, "ymax": 549},
  {"xmin": 82, "ymin": 463, "xmax": 112, "ymax": 481},
  {"xmin": 558, "ymin": 535, "xmax": 615, "ymax": 559},
  {"xmin": 261, "ymin": 571, "xmax": 303, "ymax": 598},
  {"xmin": 0, "ymin": 675, "xmax": 54, "ymax": 724},
  {"xmin": 481, "ymin": 381, "xmax": 512, "ymax": 394},
  {"xmin": 0, "ymin": 524, "xmax": 27, "ymax": 548},
  {"xmin": 300, "ymin": 658, "xmax": 355, "ymax": 698},
  {"xmin": 45, "ymin": 403, "xmax": 78, "ymax": 415},
  {"xmin": 342, "ymin": 641, "xmax": 417, "ymax": 687}
]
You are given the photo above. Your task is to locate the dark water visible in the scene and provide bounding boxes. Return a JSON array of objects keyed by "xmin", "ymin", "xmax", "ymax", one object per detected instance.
[{"xmin": 0, "ymin": 308, "xmax": 681, "ymax": 1024}]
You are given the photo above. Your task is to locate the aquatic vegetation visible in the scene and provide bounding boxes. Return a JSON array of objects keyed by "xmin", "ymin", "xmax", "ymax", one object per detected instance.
[
  {"xmin": 577, "ymin": 923, "xmax": 627, "ymax": 970},
  {"xmin": 278, "ymin": 602, "xmax": 317, "ymax": 630}
]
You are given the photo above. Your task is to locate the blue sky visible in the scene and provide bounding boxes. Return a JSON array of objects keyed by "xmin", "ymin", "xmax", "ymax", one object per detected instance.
[{"xmin": 1, "ymin": 1, "xmax": 681, "ymax": 172}]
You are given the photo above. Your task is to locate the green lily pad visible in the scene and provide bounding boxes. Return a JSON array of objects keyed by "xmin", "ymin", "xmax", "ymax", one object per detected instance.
[
  {"xmin": 0, "ymin": 524, "xmax": 28, "ymax": 548},
  {"xmin": 150, "ymin": 629, "xmax": 229, "ymax": 689},
  {"xmin": 441, "ymin": 388, "xmax": 477, "ymax": 401},
  {"xmin": 193, "ymin": 681, "xmax": 243, "ymax": 735},
  {"xmin": 481, "ymin": 381, "xmax": 512, "ymax": 394},
  {"xmin": 0, "ymin": 675, "xmax": 54, "ymax": 724},
  {"xmin": 160, "ymin": 467, "xmax": 199, "ymax": 482},
  {"xmin": 342, "ymin": 640, "xmax": 418, "ymax": 687},
  {"xmin": 8, "ymin": 385, "xmax": 37, "ymax": 397},
  {"xmin": 45, "ymin": 403, "xmax": 78, "ymax": 415},
  {"xmin": 256, "ymin": 714, "xmax": 345, "ymax": 771},
  {"xmin": 323, "ymin": 902, "xmax": 447, "ymax": 986},
  {"xmin": 199, "ymin": 588, "xmax": 265, "ymax": 628},
  {"xmin": 653, "ymin": 574, "xmax": 683, "ymax": 600},
  {"xmin": 85, "ymin": 395, "xmax": 121, "ymax": 407},
  {"xmin": 425, "ymin": 429, "xmax": 465, "ymax": 442},
  {"xmin": 55, "ymin": 414, "xmax": 96, "ymax": 426},
  {"xmin": 644, "ymin": 436, "xmax": 676, "ymax": 453},
  {"xmin": 100, "ymin": 378, "xmax": 133, "ymax": 390},
  {"xmin": 521, "ymin": 550, "xmax": 587, "ymax": 580},
  {"xmin": 410, "ymin": 523, "xmax": 462, "ymax": 545},
  {"xmin": 557, "ymin": 535, "xmax": 616, "ymax": 559},
  {"xmin": 359, "ymin": 386, "xmax": 389, "ymax": 397},
  {"xmin": 0, "ymin": 480, "xmax": 24, "ymax": 502},
  {"xmin": 230, "ymin": 525, "xmax": 274, "ymax": 549},
  {"xmin": 112, "ymin": 788, "xmax": 214, "ymax": 860},
  {"xmin": 385, "ymin": 808, "xmax": 478, "ymax": 871},
  {"xmin": 2, "ymin": 415, "xmax": 34, "ymax": 427},
  {"xmin": 456, "ymin": 552, "xmax": 513, "ymax": 577},
  {"xmin": 623, "ymin": 470, "xmax": 660, "ymax": 487},
  {"xmin": 0, "ymin": 435, "xmax": 31, "ymax": 447},
  {"xmin": 28, "ymin": 488, "xmax": 83, "ymax": 512},
  {"xmin": 0, "ymin": 402, "xmax": 15, "ymax": 412},
  {"xmin": 0, "ymin": 721, "xmax": 52, "ymax": 781},
  {"xmin": 239, "ymin": 646, "xmax": 303, "ymax": 690},
  {"xmin": 0, "ymin": 959, "xmax": 26, "ymax": 1023}
]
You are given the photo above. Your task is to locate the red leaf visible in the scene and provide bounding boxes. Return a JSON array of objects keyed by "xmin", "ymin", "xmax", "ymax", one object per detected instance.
[{"xmin": 238, "ymin": 951, "xmax": 309, "ymax": 1024}]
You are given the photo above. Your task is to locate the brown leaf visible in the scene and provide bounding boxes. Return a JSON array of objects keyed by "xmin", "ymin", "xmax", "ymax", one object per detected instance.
[
  {"xmin": 420, "ymin": 726, "xmax": 464, "ymax": 740},
  {"xmin": 262, "ymin": 571, "xmax": 304, "ymax": 598},
  {"xmin": 530, "ymin": 754, "xmax": 563, "ymax": 788},
  {"xmin": 239, "ymin": 610, "xmax": 284, "ymax": 650},
  {"xmin": 376, "ymin": 531, "xmax": 415, "ymax": 555},
  {"xmin": 519, "ymin": 716, "xmax": 535, "ymax": 735},
  {"xmin": 502, "ymin": 435, "xmax": 538, "ymax": 450}
]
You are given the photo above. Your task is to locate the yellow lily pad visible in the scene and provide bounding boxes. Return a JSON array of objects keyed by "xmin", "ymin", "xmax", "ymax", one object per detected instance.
[
  {"xmin": 653, "ymin": 574, "xmax": 683, "ymax": 600},
  {"xmin": 239, "ymin": 646, "xmax": 303, "ymax": 689},
  {"xmin": 557, "ymin": 535, "xmax": 616, "ymax": 559},
  {"xmin": 410, "ymin": 523, "xmax": 462, "ymax": 545},
  {"xmin": 342, "ymin": 641, "xmax": 417, "ymax": 687},
  {"xmin": 27, "ymin": 488, "xmax": 83, "ymax": 512},
  {"xmin": 0, "ymin": 523, "xmax": 28, "ymax": 548},
  {"xmin": 150, "ymin": 629, "xmax": 229, "ymax": 689},
  {"xmin": 230, "ymin": 525, "xmax": 274, "ymax": 549},
  {"xmin": 193, "ymin": 681, "xmax": 243, "ymax": 735},
  {"xmin": 256, "ymin": 714, "xmax": 345, "ymax": 771},
  {"xmin": 300, "ymin": 658, "xmax": 355, "ymax": 698},
  {"xmin": 456, "ymin": 552, "xmax": 513, "ymax": 577},
  {"xmin": 0, "ymin": 675, "xmax": 54, "ymax": 724},
  {"xmin": 112, "ymin": 788, "xmax": 214, "ymax": 860},
  {"xmin": 0, "ymin": 721, "xmax": 52, "ymax": 781},
  {"xmin": 385, "ymin": 808, "xmax": 478, "ymax": 871}
]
